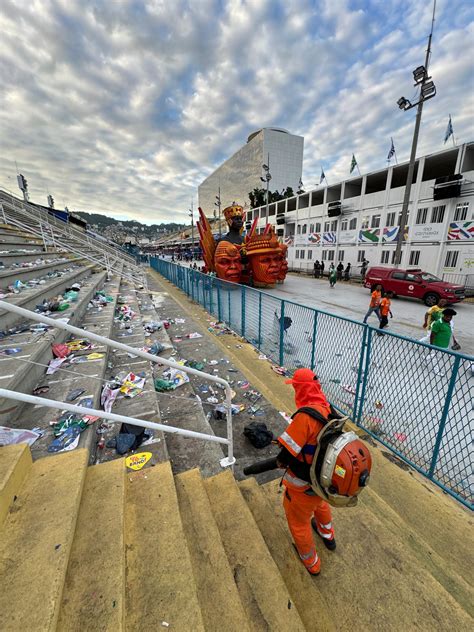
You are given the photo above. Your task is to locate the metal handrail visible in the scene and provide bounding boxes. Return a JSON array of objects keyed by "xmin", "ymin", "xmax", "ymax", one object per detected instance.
[{"xmin": 0, "ymin": 300, "xmax": 235, "ymax": 468}]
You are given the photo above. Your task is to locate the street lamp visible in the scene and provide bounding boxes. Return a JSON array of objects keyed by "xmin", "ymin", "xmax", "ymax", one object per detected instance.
[
  {"xmin": 394, "ymin": 4, "xmax": 437, "ymax": 267},
  {"xmin": 188, "ymin": 200, "xmax": 195, "ymax": 256},
  {"xmin": 260, "ymin": 154, "xmax": 272, "ymax": 220}
]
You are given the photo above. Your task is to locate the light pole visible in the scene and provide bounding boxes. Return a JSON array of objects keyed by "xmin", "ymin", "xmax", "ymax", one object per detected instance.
[
  {"xmin": 394, "ymin": 1, "xmax": 437, "ymax": 266},
  {"xmin": 260, "ymin": 154, "xmax": 272, "ymax": 221},
  {"xmin": 188, "ymin": 200, "xmax": 195, "ymax": 256},
  {"xmin": 214, "ymin": 187, "xmax": 221, "ymax": 239}
]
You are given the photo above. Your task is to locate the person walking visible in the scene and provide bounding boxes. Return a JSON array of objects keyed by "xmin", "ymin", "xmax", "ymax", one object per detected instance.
[
  {"xmin": 363, "ymin": 284, "xmax": 382, "ymax": 324},
  {"xmin": 430, "ymin": 308, "xmax": 458, "ymax": 350},
  {"xmin": 277, "ymin": 369, "xmax": 336, "ymax": 575},
  {"xmin": 344, "ymin": 262, "xmax": 351, "ymax": 281},
  {"xmin": 336, "ymin": 262, "xmax": 344, "ymax": 281},
  {"xmin": 320, "ymin": 260, "xmax": 325, "ymax": 278},
  {"xmin": 313, "ymin": 260, "xmax": 321, "ymax": 279},
  {"xmin": 329, "ymin": 265, "xmax": 337, "ymax": 288},
  {"xmin": 419, "ymin": 298, "xmax": 447, "ymax": 344},
  {"xmin": 377, "ymin": 291, "xmax": 393, "ymax": 334},
  {"xmin": 360, "ymin": 258, "xmax": 369, "ymax": 280}
]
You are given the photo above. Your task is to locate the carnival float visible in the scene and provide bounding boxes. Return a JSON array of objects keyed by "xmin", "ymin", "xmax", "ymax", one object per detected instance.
[{"xmin": 197, "ymin": 204, "xmax": 288, "ymax": 287}]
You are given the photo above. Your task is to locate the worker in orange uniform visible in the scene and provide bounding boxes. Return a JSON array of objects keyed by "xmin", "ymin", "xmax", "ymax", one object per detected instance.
[
  {"xmin": 363, "ymin": 283, "xmax": 382, "ymax": 324},
  {"xmin": 277, "ymin": 368, "xmax": 336, "ymax": 575}
]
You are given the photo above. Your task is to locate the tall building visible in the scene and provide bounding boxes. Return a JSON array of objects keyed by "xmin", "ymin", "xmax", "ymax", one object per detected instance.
[
  {"xmin": 247, "ymin": 141, "xmax": 474, "ymax": 285},
  {"xmin": 198, "ymin": 128, "xmax": 304, "ymax": 215}
]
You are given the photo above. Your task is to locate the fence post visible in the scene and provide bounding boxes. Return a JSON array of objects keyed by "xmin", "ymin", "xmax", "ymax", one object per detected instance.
[
  {"xmin": 217, "ymin": 282, "xmax": 222, "ymax": 322},
  {"xmin": 428, "ymin": 355, "xmax": 461, "ymax": 479},
  {"xmin": 354, "ymin": 326, "xmax": 371, "ymax": 424},
  {"xmin": 241, "ymin": 285, "xmax": 246, "ymax": 338},
  {"xmin": 257, "ymin": 292, "xmax": 262, "ymax": 349},
  {"xmin": 209, "ymin": 277, "xmax": 214, "ymax": 314},
  {"xmin": 279, "ymin": 300, "xmax": 285, "ymax": 367},
  {"xmin": 310, "ymin": 310, "xmax": 319, "ymax": 370}
]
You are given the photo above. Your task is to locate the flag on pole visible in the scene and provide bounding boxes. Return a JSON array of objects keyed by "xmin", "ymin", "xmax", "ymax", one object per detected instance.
[
  {"xmin": 387, "ymin": 137, "xmax": 396, "ymax": 160},
  {"xmin": 320, "ymin": 168, "xmax": 326, "ymax": 184},
  {"xmin": 444, "ymin": 115, "xmax": 454, "ymax": 144},
  {"xmin": 350, "ymin": 154, "xmax": 358, "ymax": 174}
]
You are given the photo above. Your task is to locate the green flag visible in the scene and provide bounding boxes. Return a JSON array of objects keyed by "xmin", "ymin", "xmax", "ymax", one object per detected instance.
[{"xmin": 350, "ymin": 154, "xmax": 358, "ymax": 174}]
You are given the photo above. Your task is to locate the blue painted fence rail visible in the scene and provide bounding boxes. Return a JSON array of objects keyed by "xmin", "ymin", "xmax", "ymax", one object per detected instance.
[{"xmin": 150, "ymin": 257, "xmax": 473, "ymax": 510}]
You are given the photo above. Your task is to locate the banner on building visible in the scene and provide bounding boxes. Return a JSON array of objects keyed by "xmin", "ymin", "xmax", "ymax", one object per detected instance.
[
  {"xmin": 307, "ymin": 232, "xmax": 321, "ymax": 244},
  {"xmin": 359, "ymin": 228, "xmax": 380, "ymax": 243},
  {"xmin": 339, "ymin": 230, "xmax": 358, "ymax": 244},
  {"xmin": 411, "ymin": 225, "xmax": 444, "ymax": 241},
  {"xmin": 284, "ymin": 236, "xmax": 294, "ymax": 246},
  {"xmin": 447, "ymin": 221, "xmax": 474, "ymax": 240},
  {"xmin": 382, "ymin": 226, "xmax": 409, "ymax": 242},
  {"xmin": 322, "ymin": 232, "xmax": 337, "ymax": 245}
]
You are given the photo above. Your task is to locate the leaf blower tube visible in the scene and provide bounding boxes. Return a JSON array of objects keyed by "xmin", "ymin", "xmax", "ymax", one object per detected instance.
[{"xmin": 243, "ymin": 456, "xmax": 279, "ymax": 476}]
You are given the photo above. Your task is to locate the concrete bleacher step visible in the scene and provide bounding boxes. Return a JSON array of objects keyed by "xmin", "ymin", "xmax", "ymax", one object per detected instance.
[
  {"xmin": 57, "ymin": 458, "xmax": 126, "ymax": 631},
  {"xmin": 0, "ymin": 448, "xmax": 89, "ymax": 630},
  {"xmin": 175, "ymin": 468, "xmax": 250, "ymax": 632},
  {"xmin": 258, "ymin": 479, "xmax": 473, "ymax": 631},
  {"xmin": 203, "ymin": 469, "xmax": 306, "ymax": 630},
  {"xmin": 238, "ymin": 478, "xmax": 335, "ymax": 632},
  {"xmin": 0, "ymin": 240, "xmax": 45, "ymax": 252},
  {"xmin": 0, "ymin": 443, "xmax": 32, "ymax": 528},
  {"xmin": 124, "ymin": 460, "xmax": 205, "ymax": 630},
  {"xmin": 0, "ymin": 263, "xmax": 97, "ymax": 330},
  {"xmin": 0, "ymin": 227, "xmax": 44, "ymax": 245},
  {"xmin": 363, "ymin": 486, "xmax": 474, "ymax": 617},
  {"xmin": 0, "ymin": 269, "xmax": 107, "ymax": 424},
  {"xmin": 0, "ymin": 256, "xmax": 86, "ymax": 285}
]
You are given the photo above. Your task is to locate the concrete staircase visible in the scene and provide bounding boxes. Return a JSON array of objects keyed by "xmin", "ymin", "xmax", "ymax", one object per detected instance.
[{"xmin": 0, "ymin": 445, "xmax": 472, "ymax": 631}]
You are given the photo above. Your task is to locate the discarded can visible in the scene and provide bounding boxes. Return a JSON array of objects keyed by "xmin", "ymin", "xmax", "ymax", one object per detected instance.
[{"xmin": 97, "ymin": 437, "xmax": 105, "ymax": 449}]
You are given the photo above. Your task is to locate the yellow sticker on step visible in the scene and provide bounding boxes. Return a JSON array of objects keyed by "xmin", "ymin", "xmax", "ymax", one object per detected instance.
[
  {"xmin": 125, "ymin": 452, "xmax": 152, "ymax": 471},
  {"xmin": 335, "ymin": 465, "xmax": 346, "ymax": 478}
]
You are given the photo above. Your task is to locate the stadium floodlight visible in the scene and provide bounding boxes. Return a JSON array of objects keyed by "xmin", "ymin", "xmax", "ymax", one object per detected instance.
[
  {"xmin": 421, "ymin": 80, "xmax": 436, "ymax": 100},
  {"xmin": 413, "ymin": 65, "xmax": 427, "ymax": 84},
  {"xmin": 397, "ymin": 96, "xmax": 411, "ymax": 110}
]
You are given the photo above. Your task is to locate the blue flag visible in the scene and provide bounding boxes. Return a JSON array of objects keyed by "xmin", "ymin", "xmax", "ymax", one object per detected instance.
[
  {"xmin": 320, "ymin": 168, "xmax": 326, "ymax": 184},
  {"xmin": 350, "ymin": 154, "xmax": 357, "ymax": 174},
  {"xmin": 387, "ymin": 137, "xmax": 395, "ymax": 160},
  {"xmin": 444, "ymin": 115, "xmax": 454, "ymax": 144}
]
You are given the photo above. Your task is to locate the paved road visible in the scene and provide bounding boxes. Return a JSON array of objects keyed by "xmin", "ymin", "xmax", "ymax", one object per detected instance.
[{"xmin": 267, "ymin": 273, "xmax": 474, "ymax": 357}]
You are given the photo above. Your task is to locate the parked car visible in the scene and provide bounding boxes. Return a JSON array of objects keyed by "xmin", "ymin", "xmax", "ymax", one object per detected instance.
[{"xmin": 364, "ymin": 267, "xmax": 465, "ymax": 306}]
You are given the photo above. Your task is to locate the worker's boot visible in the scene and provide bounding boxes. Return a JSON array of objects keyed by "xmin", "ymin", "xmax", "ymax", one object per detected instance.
[{"xmin": 311, "ymin": 518, "xmax": 336, "ymax": 551}]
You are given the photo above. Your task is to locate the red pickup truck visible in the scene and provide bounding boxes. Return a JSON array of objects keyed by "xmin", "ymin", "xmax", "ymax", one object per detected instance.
[{"xmin": 364, "ymin": 267, "xmax": 465, "ymax": 306}]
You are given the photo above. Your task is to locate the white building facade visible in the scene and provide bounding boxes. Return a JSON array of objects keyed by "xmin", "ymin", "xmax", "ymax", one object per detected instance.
[
  {"xmin": 198, "ymin": 128, "xmax": 304, "ymax": 215},
  {"xmin": 247, "ymin": 142, "xmax": 474, "ymax": 286}
]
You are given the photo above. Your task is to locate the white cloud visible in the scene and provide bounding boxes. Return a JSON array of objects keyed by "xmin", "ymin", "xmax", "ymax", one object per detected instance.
[{"xmin": 0, "ymin": 0, "xmax": 472, "ymax": 223}]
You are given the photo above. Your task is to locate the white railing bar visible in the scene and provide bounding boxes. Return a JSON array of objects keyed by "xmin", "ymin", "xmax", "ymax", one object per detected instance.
[
  {"xmin": 0, "ymin": 389, "xmax": 229, "ymax": 446},
  {"xmin": 0, "ymin": 300, "xmax": 235, "ymax": 466}
]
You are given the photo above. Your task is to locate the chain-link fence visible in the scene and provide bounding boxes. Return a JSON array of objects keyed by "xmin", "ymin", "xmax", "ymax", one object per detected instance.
[{"xmin": 150, "ymin": 258, "xmax": 473, "ymax": 509}]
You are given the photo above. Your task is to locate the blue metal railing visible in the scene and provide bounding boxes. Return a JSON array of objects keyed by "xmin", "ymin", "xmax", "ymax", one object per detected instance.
[{"xmin": 150, "ymin": 258, "xmax": 473, "ymax": 510}]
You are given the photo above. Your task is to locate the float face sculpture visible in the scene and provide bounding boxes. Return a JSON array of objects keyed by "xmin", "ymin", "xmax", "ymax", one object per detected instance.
[
  {"xmin": 222, "ymin": 205, "xmax": 245, "ymax": 245},
  {"xmin": 246, "ymin": 230, "xmax": 282, "ymax": 287},
  {"xmin": 277, "ymin": 243, "xmax": 288, "ymax": 281},
  {"xmin": 214, "ymin": 241, "xmax": 243, "ymax": 282}
]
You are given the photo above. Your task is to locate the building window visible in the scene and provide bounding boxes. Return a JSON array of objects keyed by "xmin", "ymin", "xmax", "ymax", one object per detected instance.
[
  {"xmin": 309, "ymin": 223, "xmax": 314, "ymax": 233},
  {"xmin": 300, "ymin": 250, "xmax": 305, "ymax": 259},
  {"xmin": 302, "ymin": 224, "xmax": 307, "ymax": 234},
  {"xmin": 361, "ymin": 216, "xmax": 369, "ymax": 229},
  {"xmin": 322, "ymin": 250, "xmax": 335, "ymax": 261},
  {"xmin": 416, "ymin": 208, "xmax": 428, "ymax": 224},
  {"xmin": 324, "ymin": 221, "xmax": 330, "ymax": 232},
  {"xmin": 409, "ymin": 250, "xmax": 420, "ymax": 266},
  {"xmin": 444, "ymin": 251, "xmax": 458, "ymax": 268},
  {"xmin": 357, "ymin": 250, "xmax": 366, "ymax": 262},
  {"xmin": 349, "ymin": 218, "xmax": 357, "ymax": 230},
  {"xmin": 391, "ymin": 249, "xmax": 402, "ymax": 264},
  {"xmin": 381, "ymin": 251, "xmax": 390, "ymax": 264},
  {"xmin": 338, "ymin": 251, "xmax": 344, "ymax": 261},
  {"xmin": 431, "ymin": 205, "xmax": 446, "ymax": 223},
  {"xmin": 331, "ymin": 220, "xmax": 338, "ymax": 231},
  {"xmin": 295, "ymin": 250, "xmax": 300, "ymax": 259},
  {"xmin": 314, "ymin": 222, "xmax": 321, "ymax": 232},
  {"xmin": 454, "ymin": 202, "xmax": 469, "ymax": 221},
  {"xmin": 307, "ymin": 250, "xmax": 313, "ymax": 260},
  {"xmin": 341, "ymin": 219, "xmax": 348, "ymax": 231},
  {"xmin": 386, "ymin": 212, "xmax": 396, "ymax": 227},
  {"xmin": 398, "ymin": 211, "xmax": 409, "ymax": 226},
  {"xmin": 371, "ymin": 215, "xmax": 381, "ymax": 228},
  {"xmin": 297, "ymin": 225, "xmax": 301, "ymax": 235}
]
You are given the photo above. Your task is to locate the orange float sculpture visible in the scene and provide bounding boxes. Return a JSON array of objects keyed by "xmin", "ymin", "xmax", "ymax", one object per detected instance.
[{"xmin": 197, "ymin": 205, "xmax": 288, "ymax": 287}]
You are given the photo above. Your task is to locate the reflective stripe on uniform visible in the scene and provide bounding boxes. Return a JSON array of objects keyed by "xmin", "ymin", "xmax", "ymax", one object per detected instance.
[
  {"xmin": 317, "ymin": 529, "xmax": 334, "ymax": 539},
  {"xmin": 284, "ymin": 471, "xmax": 309, "ymax": 488},
  {"xmin": 279, "ymin": 431, "xmax": 302, "ymax": 455},
  {"xmin": 299, "ymin": 547, "xmax": 316, "ymax": 561},
  {"xmin": 320, "ymin": 521, "xmax": 332, "ymax": 530}
]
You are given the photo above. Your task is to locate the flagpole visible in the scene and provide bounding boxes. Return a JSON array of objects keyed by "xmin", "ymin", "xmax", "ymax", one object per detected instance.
[{"xmin": 450, "ymin": 115, "xmax": 456, "ymax": 146}]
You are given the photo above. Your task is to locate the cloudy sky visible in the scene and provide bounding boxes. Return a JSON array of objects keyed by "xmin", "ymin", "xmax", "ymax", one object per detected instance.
[{"xmin": 0, "ymin": 0, "xmax": 473, "ymax": 224}]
